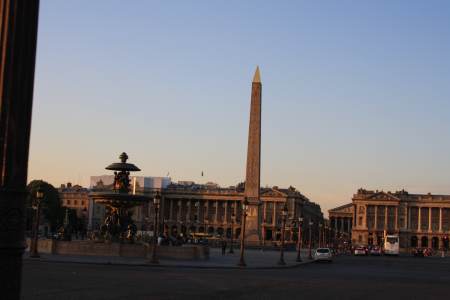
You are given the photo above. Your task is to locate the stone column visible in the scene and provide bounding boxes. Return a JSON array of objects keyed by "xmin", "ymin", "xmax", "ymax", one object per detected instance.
[
  {"xmin": 263, "ymin": 201, "xmax": 267, "ymax": 224},
  {"xmin": 340, "ymin": 217, "xmax": 344, "ymax": 232},
  {"xmin": 418, "ymin": 207, "xmax": 421, "ymax": 231},
  {"xmin": 177, "ymin": 200, "xmax": 182, "ymax": 223},
  {"xmin": 215, "ymin": 201, "xmax": 219, "ymax": 224},
  {"xmin": 205, "ymin": 201, "xmax": 210, "ymax": 223},
  {"xmin": 374, "ymin": 206, "xmax": 378, "ymax": 230},
  {"xmin": 224, "ymin": 201, "xmax": 228, "ymax": 224},
  {"xmin": 395, "ymin": 206, "xmax": 398, "ymax": 231},
  {"xmin": 428, "ymin": 207, "xmax": 432, "ymax": 232},
  {"xmin": 384, "ymin": 206, "xmax": 388, "ymax": 230},
  {"xmin": 439, "ymin": 208, "xmax": 443, "ymax": 232},
  {"xmin": 273, "ymin": 202, "xmax": 277, "ymax": 226},
  {"xmin": 186, "ymin": 199, "xmax": 192, "ymax": 223},
  {"xmin": 407, "ymin": 207, "xmax": 411, "ymax": 230},
  {"xmin": 0, "ymin": 1, "xmax": 40, "ymax": 298},
  {"xmin": 334, "ymin": 217, "xmax": 338, "ymax": 236}
]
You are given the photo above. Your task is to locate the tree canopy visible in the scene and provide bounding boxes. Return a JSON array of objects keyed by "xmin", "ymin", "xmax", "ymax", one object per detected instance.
[{"xmin": 27, "ymin": 180, "xmax": 64, "ymax": 232}]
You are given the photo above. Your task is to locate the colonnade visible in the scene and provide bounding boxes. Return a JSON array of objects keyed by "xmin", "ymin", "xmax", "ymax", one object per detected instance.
[{"xmin": 408, "ymin": 207, "xmax": 448, "ymax": 232}]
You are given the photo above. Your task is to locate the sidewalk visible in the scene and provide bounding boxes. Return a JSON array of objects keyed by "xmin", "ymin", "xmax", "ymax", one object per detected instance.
[{"xmin": 24, "ymin": 248, "xmax": 316, "ymax": 269}]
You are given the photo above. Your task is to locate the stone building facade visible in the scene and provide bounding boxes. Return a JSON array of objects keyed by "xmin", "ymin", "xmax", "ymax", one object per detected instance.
[
  {"xmin": 59, "ymin": 183, "xmax": 89, "ymax": 216},
  {"xmin": 328, "ymin": 203, "xmax": 353, "ymax": 246},
  {"xmin": 351, "ymin": 189, "xmax": 450, "ymax": 250},
  {"xmin": 138, "ymin": 182, "xmax": 324, "ymax": 245},
  {"xmin": 59, "ymin": 183, "xmax": 105, "ymax": 230}
]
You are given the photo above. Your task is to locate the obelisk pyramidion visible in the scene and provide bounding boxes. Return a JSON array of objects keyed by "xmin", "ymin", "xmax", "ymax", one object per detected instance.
[{"xmin": 244, "ymin": 66, "xmax": 262, "ymax": 244}]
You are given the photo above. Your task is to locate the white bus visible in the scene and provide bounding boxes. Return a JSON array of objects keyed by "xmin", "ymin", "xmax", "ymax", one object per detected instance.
[{"xmin": 384, "ymin": 235, "xmax": 400, "ymax": 255}]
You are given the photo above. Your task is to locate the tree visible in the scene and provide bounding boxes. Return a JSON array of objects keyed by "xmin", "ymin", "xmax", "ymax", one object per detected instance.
[{"xmin": 27, "ymin": 180, "xmax": 64, "ymax": 233}]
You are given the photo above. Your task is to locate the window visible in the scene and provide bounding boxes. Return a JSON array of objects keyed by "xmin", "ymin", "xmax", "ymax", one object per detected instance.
[{"xmin": 67, "ymin": 200, "xmax": 71, "ymax": 205}]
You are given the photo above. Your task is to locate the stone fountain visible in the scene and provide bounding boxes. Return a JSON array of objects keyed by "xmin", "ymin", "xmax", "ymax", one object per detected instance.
[{"xmin": 90, "ymin": 152, "xmax": 151, "ymax": 242}]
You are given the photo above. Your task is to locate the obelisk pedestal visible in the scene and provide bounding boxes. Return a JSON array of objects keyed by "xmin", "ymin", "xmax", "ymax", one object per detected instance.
[{"xmin": 244, "ymin": 67, "xmax": 262, "ymax": 245}]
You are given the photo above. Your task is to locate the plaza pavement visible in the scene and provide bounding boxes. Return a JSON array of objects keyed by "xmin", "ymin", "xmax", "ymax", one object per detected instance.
[
  {"xmin": 23, "ymin": 247, "xmax": 315, "ymax": 269},
  {"xmin": 22, "ymin": 255, "xmax": 450, "ymax": 300}
]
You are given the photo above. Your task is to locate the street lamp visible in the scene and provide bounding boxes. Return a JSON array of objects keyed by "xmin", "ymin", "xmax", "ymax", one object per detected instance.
[
  {"xmin": 308, "ymin": 220, "xmax": 313, "ymax": 259},
  {"xmin": 238, "ymin": 197, "xmax": 249, "ymax": 267},
  {"xmin": 278, "ymin": 203, "xmax": 288, "ymax": 265},
  {"xmin": 30, "ymin": 186, "xmax": 44, "ymax": 258},
  {"xmin": 296, "ymin": 216, "xmax": 304, "ymax": 262},
  {"xmin": 319, "ymin": 223, "xmax": 323, "ymax": 248},
  {"xmin": 229, "ymin": 212, "xmax": 235, "ymax": 254},
  {"xmin": 150, "ymin": 191, "xmax": 161, "ymax": 264}
]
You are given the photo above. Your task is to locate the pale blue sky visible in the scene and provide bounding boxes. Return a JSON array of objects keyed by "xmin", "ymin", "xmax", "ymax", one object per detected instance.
[{"xmin": 29, "ymin": 0, "xmax": 450, "ymax": 214}]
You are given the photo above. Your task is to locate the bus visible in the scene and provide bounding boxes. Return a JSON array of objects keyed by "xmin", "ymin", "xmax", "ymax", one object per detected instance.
[{"xmin": 384, "ymin": 235, "xmax": 400, "ymax": 255}]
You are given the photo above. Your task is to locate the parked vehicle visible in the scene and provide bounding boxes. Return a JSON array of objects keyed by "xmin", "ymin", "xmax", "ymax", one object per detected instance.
[
  {"xmin": 354, "ymin": 246, "xmax": 368, "ymax": 256},
  {"xmin": 314, "ymin": 248, "xmax": 333, "ymax": 262},
  {"xmin": 384, "ymin": 235, "xmax": 400, "ymax": 255},
  {"xmin": 370, "ymin": 246, "xmax": 382, "ymax": 256}
]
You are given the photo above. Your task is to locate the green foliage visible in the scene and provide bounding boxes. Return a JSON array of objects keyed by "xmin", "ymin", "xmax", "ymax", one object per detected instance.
[{"xmin": 27, "ymin": 180, "xmax": 64, "ymax": 232}]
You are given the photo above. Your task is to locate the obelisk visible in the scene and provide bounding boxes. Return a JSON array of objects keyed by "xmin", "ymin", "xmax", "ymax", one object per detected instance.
[{"xmin": 244, "ymin": 66, "xmax": 262, "ymax": 244}]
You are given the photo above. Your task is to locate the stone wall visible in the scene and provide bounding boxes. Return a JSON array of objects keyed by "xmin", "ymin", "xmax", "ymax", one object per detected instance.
[{"xmin": 29, "ymin": 239, "xmax": 209, "ymax": 260}]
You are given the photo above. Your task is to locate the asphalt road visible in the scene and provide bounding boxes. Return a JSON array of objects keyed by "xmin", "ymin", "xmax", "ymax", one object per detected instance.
[{"xmin": 22, "ymin": 255, "xmax": 450, "ymax": 300}]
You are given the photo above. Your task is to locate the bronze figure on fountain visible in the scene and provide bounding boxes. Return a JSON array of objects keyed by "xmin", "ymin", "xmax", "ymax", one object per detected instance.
[{"xmin": 91, "ymin": 152, "xmax": 150, "ymax": 243}]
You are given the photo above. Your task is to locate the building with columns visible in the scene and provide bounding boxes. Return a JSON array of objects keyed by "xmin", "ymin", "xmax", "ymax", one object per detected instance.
[
  {"xmin": 331, "ymin": 188, "xmax": 450, "ymax": 250},
  {"xmin": 139, "ymin": 182, "xmax": 324, "ymax": 246},
  {"xmin": 328, "ymin": 203, "xmax": 353, "ymax": 247},
  {"xmin": 353, "ymin": 189, "xmax": 450, "ymax": 250}
]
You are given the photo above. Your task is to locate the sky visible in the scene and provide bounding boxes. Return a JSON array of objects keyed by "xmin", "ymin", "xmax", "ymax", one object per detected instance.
[{"xmin": 29, "ymin": 0, "xmax": 450, "ymax": 215}]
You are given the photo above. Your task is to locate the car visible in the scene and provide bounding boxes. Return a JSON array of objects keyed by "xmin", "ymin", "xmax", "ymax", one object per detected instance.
[
  {"xmin": 370, "ymin": 246, "xmax": 382, "ymax": 256},
  {"xmin": 314, "ymin": 248, "xmax": 333, "ymax": 262},
  {"xmin": 354, "ymin": 246, "xmax": 368, "ymax": 256}
]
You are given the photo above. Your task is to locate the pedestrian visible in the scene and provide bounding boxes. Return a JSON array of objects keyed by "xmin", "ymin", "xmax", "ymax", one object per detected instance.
[{"xmin": 221, "ymin": 239, "xmax": 227, "ymax": 255}]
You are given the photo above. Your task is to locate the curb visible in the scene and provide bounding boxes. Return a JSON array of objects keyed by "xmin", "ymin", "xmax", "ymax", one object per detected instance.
[{"xmin": 24, "ymin": 256, "xmax": 316, "ymax": 270}]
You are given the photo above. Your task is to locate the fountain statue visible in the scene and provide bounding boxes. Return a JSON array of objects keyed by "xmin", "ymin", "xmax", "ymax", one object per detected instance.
[{"xmin": 90, "ymin": 152, "xmax": 151, "ymax": 242}]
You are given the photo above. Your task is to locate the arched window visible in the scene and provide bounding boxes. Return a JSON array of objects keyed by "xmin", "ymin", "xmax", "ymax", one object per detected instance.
[{"xmin": 421, "ymin": 236, "xmax": 428, "ymax": 247}]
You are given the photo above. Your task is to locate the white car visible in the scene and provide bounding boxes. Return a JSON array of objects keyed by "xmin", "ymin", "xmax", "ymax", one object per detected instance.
[
  {"xmin": 314, "ymin": 248, "xmax": 333, "ymax": 262},
  {"xmin": 354, "ymin": 246, "xmax": 368, "ymax": 256}
]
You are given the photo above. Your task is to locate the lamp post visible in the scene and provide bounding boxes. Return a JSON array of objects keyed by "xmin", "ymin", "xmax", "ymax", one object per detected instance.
[
  {"xmin": 308, "ymin": 220, "xmax": 313, "ymax": 259},
  {"xmin": 30, "ymin": 187, "xmax": 44, "ymax": 258},
  {"xmin": 238, "ymin": 197, "xmax": 249, "ymax": 267},
  {"xmin": 150, "ymin": 191, "xmax": 161, "ymax": 264},
  {"xmin": 319, "ymin": 223, "xmax": 323, "ymax": 248},
  {"xmin": 278, "ymin": 203, "xmax": 288, "ymax": 265},
  {"xmin": 229, "ymin": 212, "xmax": 235, "ymax": 253},
  {"xmin": 296, "ymin": 216, "xmax": 304, "ymax": 262}
]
